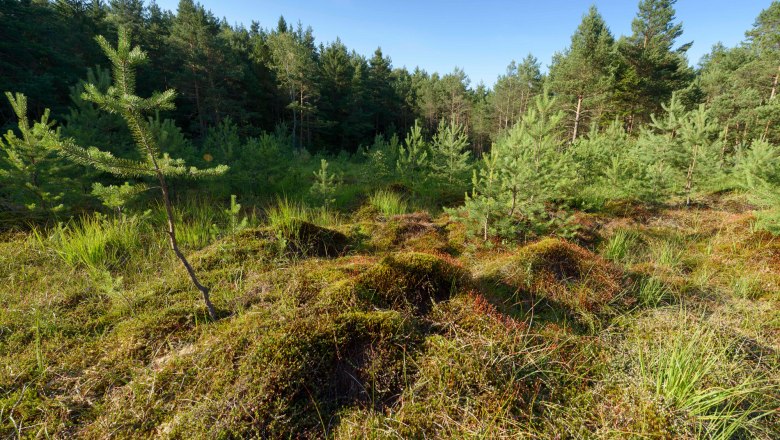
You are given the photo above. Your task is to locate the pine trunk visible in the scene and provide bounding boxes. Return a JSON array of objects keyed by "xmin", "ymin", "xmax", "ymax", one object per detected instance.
[
  {"xmin": 193, "ymin": 78, "xmax": 205, "ymax": 135},
  {"xmin": 684, "ymin": 144, "xmax": 699, "ymax": 207},
  {"xmin": 572, "ymin": 94, "xmax": 583, "ymax": 143},
  {"xmin": 762, "ymin": 66, "xmax": 778, "ymax": 140},
  {"xmin": 157, "ymin": 171, "xmax": 217, "ymax": 320}
]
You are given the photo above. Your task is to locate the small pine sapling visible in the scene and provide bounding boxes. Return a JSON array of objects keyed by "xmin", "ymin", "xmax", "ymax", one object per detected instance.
[
  {"xmin": 54, "ymin": 28, "xmax": 228, "ymax": 320},
  {"xmin": 430, "ymin": 119, "xmax": 471, "ymax": 185},
  {"xmin": 310, "ymin": 158, "xmax": 338, "ymax": 207},
  {"xmin": 225, "ymin": 194, "xmax": 248, "ymax": 238},
  {"xmin": 495, "ymin": 92, "xmax": 576, "ymax": 223},
  {"xmin": 0, "ymin": 92, "xmax": 70, "ymax": 214},
  {"xmin": 734, "ymin": 139, "xmax": 780, "ymax": 233},
  {"xmin": 454, "ymin": 150, "xmax": 504, "ymax": 241},
  {"xmin": 91, "ymin": 181, "xmax": 148, "ymax": 217},
  {"xmin": 397, "ymin": 119, "xmax": 429, "ymax": 185},
  {"xmin": 362, "ymin": 134, "xmax": 400, "ymax": 180},
  {"xmin": 679, "ymin": 104, "xmax": 721, "ymax": 205}
]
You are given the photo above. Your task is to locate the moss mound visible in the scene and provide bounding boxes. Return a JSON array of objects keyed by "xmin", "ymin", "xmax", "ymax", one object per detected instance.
[
  {"xmin": 353, "ymin": 252, "xmax": 469, "ymax": 313},
  {"xmin": 492, "ymin": 238, "xmax": 626, "ymax": 315},
  {"xmin": 364, "ymin": 213, "xmax": 456, "ymax": 254},
  {"xmin": 195, "ymin": 222, "xmax": 349, "ymax": 271},
  {"xmin": 334, "ymin": 293, "xmax": 561, "ymax": 438},
  {"xmin": 285, "ymin": 220, "xmax": 350, "ymax": 257},
  {"xmin": 83, "ymin": 309, "xmax": 417, "ymax": 438}
]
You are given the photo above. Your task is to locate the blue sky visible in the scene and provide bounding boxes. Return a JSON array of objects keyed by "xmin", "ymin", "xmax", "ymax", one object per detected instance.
[{"xmin": 154, "ymin": 0, "xmax": 771, "ymax": 87}]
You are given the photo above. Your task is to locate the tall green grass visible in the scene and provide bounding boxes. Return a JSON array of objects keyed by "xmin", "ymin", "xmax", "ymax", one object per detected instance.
[
  {"xmin": 266, "ymin": 197, "xmax": 311, "ymax": 237},
  {"xmin": 149, "ymin": 197, "xmax": 259, "ymax": 249},
  {"xmin": 266, "ymin": 197, "xmax": 340, "ymax": 233},
  {"xmin": 653, "ymin": 240, "xmax": 684, "ymax": 269},
  {"xmin": 730, "ymin": 273, "xmax": 763, "ymax": 299},
  {"xmin": 636, "ymin": 276, "xmax": 672, "ymax": 307},
  {"xmin": 638, "ymin": 319, "xmax": 776, "ymax": 438},
  {"xmin": 603, "ymin": 229, "xmax": 639, "ymax": 263},
  {"xmin": 33, "ymin": 215, "xmax": 141, "ymax": 271},
  {"xmin": 369, "ymin": 190, "xmax": 407, "ymax": 218}
]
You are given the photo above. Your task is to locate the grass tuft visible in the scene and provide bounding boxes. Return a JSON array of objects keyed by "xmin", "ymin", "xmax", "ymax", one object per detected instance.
[
  {"xmin": 369, "ymin": 190, "xmax": 408, "ymax": 218},
  {"xmin": 603, "ymin": 229, "xmax": 640, "ymax": 263},
  {"xmin": 638, "ymin": 317, "xmax": 777, "ymax": 439},
  {"xmin": 636, "ymin": 276, "xmax": 672, "ymax": 307},
  {"xmin": 33, "ymin": 214, "xmax": 141, "ymax": 271}
]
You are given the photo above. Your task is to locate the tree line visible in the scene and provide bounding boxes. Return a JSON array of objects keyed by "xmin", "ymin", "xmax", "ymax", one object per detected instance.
[
  {"xmin": 1, "ymin": 0, "xmax": 779, "ymax": 227},
  {"xmin": 3, "ymin": 0, "xmax": 777, "ymax": 154}
]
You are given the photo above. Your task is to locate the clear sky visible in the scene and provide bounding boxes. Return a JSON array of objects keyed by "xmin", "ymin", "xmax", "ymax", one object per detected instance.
[{"xmin": 154, "ymin": 0, "xmax": 771, "ymax": 87}]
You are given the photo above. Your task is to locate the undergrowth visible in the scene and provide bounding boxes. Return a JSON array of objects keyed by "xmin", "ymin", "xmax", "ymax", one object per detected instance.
[{"xmin": 2, "ymin": 194, "xmax": 779, "ymax": 438}]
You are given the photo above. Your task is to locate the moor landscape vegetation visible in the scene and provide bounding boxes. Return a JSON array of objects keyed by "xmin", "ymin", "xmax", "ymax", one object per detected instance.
[{"xmin": 1, "ymin": 0, "xmax": 780, "ymax": 438}]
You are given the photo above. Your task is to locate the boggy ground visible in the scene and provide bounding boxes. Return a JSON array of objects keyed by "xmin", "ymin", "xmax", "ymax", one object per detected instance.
[{"xmin": 1, "ymin": 194, "xmax": 778, "ymax": 439}]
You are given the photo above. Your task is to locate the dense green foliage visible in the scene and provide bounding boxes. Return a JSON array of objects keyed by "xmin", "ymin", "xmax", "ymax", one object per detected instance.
[{"xmin": 2, "ymin": 0, "xmax": 779, "ymax": 240}]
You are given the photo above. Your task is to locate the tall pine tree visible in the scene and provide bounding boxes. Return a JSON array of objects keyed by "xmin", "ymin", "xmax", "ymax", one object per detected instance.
[{"xmin": 548, "ymin": 6, "xmax": 616, "ymax": 142}]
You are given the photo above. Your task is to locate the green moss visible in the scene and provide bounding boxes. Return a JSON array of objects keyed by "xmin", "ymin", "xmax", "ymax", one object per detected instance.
[
  {"xmin": 490, "ymin": 238, "xmax": 627, "ymax": 317},
  {"xmin": 87, "ymin": 309, "xmax": 418, "ymax": 438},
  {"xmin": 360, "ymin": 213, "xmax": 455, "ymax": 254},
  {"xmin": 336, "ymin": 294, "xmax": 558, "ymax": 438},
  {"xmin": 353, "ymin": 252, "xmax": 469, "ymax": 314},
  {"xmin": 194, "ymin": 222, "xmax": 350, "ymax": 273}
]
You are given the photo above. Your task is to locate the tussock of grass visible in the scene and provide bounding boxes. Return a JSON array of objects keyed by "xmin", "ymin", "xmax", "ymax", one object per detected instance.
[
  {"xmin": 602, "ymin": 228, "xmax": 640, "ymax": 263},
  {"xmin": 32, "ymin": 215, "xmax": 141, "ymax": 270},
  {"xmin": 635, "ymin": 275, "xmax": 673, "ymax": 307},
  {"xmin": 265, "ymin": 197, "xmax": 312, "ymax": 235},
  {"xmin": 488, "ymin": 238, "xmax": 628, "ymax": 317},
  {"xmin": 637, "ymin": 314, "xmax": 779, "ymax": 439},
  {"xmin": 368, "ymin": 190, "xmax": 407, "ymax": 218}
]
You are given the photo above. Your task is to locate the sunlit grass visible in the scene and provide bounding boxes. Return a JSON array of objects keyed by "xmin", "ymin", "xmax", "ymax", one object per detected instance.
[
  {"xmin": 603, "ymin": 229, "xmax": 639, "ymax": 263},
  {"xmin": 369, "ymin": 190, "xmax": 408, "ymax": 218},
  {"xmin": 32, "ymin": 214, "xmax": 141, "ymax": 271},
  {"xmin": 636, "ymin": 276, "xmax": 672, "ymax": 307},
  {"xmin": 638, "ymin": 316, "xmax": 777, "ymax": 439}
]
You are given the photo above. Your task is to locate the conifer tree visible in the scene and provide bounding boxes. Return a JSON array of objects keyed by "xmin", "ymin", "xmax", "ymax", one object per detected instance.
[
  {"xmin": 495, "ymin": 91, "xmax": 575, "ymax": 221},
  {"xmin": 0, "ymin": 92, "xmax": 71, "ymax": 214},
  {"xmin": 367, "ymin": 48, "xmax": 396, "ymax": 134},
  {"xmin": 91, "ymin": 181, "xmax": 147, "ymax": 217},
  {"xmin": 318, "ymin": 39, "xmax": 357, "ymax": 151},
  {"xmin": 492, "ymin": 56, "xmax": 542, "ymax": 135},
  {"xmin": 633, "ymin": 93, "xmax": 688, "ymax": 199},
  {"xmin": 734, "ymin": 139, "xmax": 780, "ymax": 233},
  {"xmin": 615, "ymin": 0, "xmax": 693, "ymax": 126},
  {"xmin": 397, "ymin": 119, "xmax": 429, "ymax": 183},
  {"xmin": 470, "ymin": 82, "xmax": 493, "ymax": 154},
  {"xmin": 573, "ymin": 120, "xmax": 662, "ymax": 203},
  {"xmin": 548, "ymin": 6, "xmax": 616, "ymax": 142},
  {"xmin": 63, "ymin": 66, "xmax": 133, "ymax": 157},
  {"xmin": 430, "ymin": 119, "xmax": 471, "ymax": 185},
  {"xmin": 679, "ymin": 104, "xmax": 721, "ymax": 205},
  {"xmin": 746, "ymin": 1, "xmax": 780, "ymax": 142},
  {"xmin": 439, "ymin": 68, "xmax": 471, "ymax": 127},
  {"xmin": 310, "ymin": 158, "xmax": 338, "ymax": 207},
  {"xmin": 459, "ymin": 150, "xmax": 502, "ymax": 241},
  {"xmin": 458, "ymin": 92, "xmax": 578, "ymax": 239},
  {"xmin": 266, "ymin": 30, "xmax": 319, "ymax": 149},
  {"xmin": 54, "ymin": 28, "xmax": 227, "ymax": 320}
]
